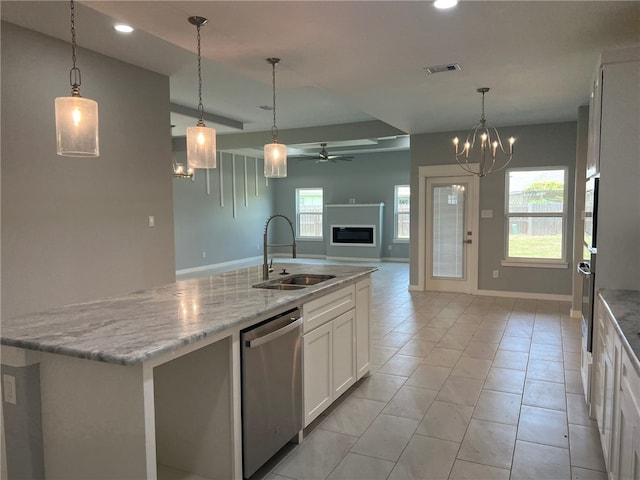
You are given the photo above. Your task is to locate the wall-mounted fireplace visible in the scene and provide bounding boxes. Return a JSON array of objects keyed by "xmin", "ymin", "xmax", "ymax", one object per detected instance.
[
  {"xmin": 331, "ymin": 226, "xmax": 376, "ymax": 246},
  {"xmin": 325, "ymin": 203, "xmax": 384, "ymax": 261}
]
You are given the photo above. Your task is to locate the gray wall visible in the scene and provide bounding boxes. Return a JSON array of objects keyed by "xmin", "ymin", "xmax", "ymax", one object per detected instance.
[
  {"xmin": 1, "ymin": 22, "xmax": 176, "ymax": 319},
  {"xmin": 172, "ymin": 151, "xmax": 274, "ymax": 271},
  {"xmin": 271, "ymin": 150, "xmax": 410, "ymax": 260},
  {"xmin": 410, "ymin": 122, "xmax": 578, "ymax": 295}
]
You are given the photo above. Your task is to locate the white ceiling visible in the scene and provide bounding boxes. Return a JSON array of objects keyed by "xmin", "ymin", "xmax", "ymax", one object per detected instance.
[{"xmin": 2, "ymin": 1, "xmax": 639, "ymax": 155}]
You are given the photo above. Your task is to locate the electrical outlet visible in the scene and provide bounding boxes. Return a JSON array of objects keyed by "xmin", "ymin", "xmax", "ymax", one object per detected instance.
[
  {"xmin": 202, "ymin": 251, "xmax": 206, "ymax": 259},
  {"xmin": 148, "ymin": 215, "xmax": 155, "ymax": 227},
  {"xmin": 492, "ymin": 270, "xmax": 499, "ymax": 279},
  {"xmin": 3, "ymin": 374, "xmax": 16, "ymax": 405},
  {"xmin": 388, "ymin": 245, "xmax": 392, "ymax": 251}
]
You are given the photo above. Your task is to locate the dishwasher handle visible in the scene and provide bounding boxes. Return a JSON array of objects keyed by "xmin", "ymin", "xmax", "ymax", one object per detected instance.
[{"xmin": 246, "ymin": 317, "xmax": 303, "ymax": 349}]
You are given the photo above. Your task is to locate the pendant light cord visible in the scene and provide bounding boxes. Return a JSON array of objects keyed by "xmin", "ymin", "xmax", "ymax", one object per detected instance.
[
  {"xmin": 196, "ymin": 23, "xmax": 205, "ymax": 124},
  {"xmin": 271, "ymin": 60, "xmax": 279, "ymax": 141},
  {"xmin": 69, "ymin": 0, "xmax": 81, "ymax": 95}
]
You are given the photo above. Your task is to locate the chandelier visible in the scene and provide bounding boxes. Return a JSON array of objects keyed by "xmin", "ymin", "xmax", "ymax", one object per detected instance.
[{"xmin": 453, "ymin": 88, "xmax": 515, "ymax": 177}]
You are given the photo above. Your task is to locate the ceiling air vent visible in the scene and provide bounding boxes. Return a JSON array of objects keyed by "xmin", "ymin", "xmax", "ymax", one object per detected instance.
[{"xmin": 424, "ymin": 63, "xmax": 461, "ymax": 75}]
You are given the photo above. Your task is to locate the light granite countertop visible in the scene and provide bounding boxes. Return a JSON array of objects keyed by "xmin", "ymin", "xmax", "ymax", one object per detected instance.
[
  {"xmin": 599, "ymin": 289, "xmax": 640, "ymax": 374},
  {"xmin": 0, "ymin": 263, "xmax": 376, "ymax": 366}
]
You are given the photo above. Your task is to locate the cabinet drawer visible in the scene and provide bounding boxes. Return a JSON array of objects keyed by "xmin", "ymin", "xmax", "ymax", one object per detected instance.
[
  {"xmin": 621, "ymin": 349, "xmax": 640, "ymax": 412},
  {"xmin": 303, "ymin": 285, "xmax": 355, "ymax": 333}
]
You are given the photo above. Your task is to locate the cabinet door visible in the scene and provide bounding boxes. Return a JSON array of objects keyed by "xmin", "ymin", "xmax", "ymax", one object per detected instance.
[
  {"xmin": 355, "ymin": 278, "xmax": 372, "ymax": 380},
  {"xmin": 617, "ymin": 351, "xmax": 640, "ymax": 480},
  {"xmin": 333, "ymin": 309, "xmax": 356, "ymax": 399},
  {"xmin": 303, "ymin": 322, "xmax": 333, "ymax": 427}
]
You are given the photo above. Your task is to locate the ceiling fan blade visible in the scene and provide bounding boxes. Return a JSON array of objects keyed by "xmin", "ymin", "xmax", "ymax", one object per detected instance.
[{"xmin": 332, "ymin": 156, "xmax": 354, "ymax": 161}]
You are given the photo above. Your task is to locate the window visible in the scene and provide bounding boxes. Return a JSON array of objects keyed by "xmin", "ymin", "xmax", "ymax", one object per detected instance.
[
  {"xmin": 394, "ymin": 185, "xmax": 410, "ymax": 241},
  {"xmin": 504, "ymin": 168, "xmax": 568, "ymax": 265},
  {"xmin": 296, "ymin": 188, "xmax": 323, "ymax": 239}
]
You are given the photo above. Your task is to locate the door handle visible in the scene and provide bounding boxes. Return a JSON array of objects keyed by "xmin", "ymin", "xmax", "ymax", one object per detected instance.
[
  {"xmin": 463, "ymin": 239, "xmax": 472, "ymax": 244},
  {"xmin": 245, "ymin": 317, "xmax": 303, "ymax": 348}
]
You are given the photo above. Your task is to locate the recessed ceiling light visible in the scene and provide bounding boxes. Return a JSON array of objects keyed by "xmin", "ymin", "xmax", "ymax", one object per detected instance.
[
  {"xmin": 114, "ymin": 24, "xmax": 134, "ymax": 33},
  {"xmin": 434, "ymin": 0, "xmax": 458, "ymax": 9}
]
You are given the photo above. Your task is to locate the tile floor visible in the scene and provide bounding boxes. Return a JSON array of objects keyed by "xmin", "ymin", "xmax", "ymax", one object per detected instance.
[{"xmin": 262, "ymin": 262, "xmax": 607, "ymax": 480}]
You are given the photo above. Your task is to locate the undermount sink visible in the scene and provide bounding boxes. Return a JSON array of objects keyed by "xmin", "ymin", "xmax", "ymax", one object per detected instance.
[{"xmin": 253, "ymin": 274, "xmax": 336, "ymax": 290}]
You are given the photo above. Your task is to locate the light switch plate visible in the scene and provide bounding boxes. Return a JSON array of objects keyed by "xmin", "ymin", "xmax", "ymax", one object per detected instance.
[
  {"xmin": 481, "ymin": 210, "xmax": 494, "ymax": 218},
  {"xmin": 3, "ymin": 374, "xmax": 16, "ymax": 405}
]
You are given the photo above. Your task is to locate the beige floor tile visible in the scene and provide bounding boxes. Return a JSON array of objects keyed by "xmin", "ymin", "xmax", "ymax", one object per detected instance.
[
  {"xmin": 274, "ymin": 429, "xmax": 357, "ymax": 480},
  {"xmin": 436, "ymin": 376, "xmax": 484, "ymax": 406},
  {"xmin": 564, "ymin": 351, "xmax": 581, "ymax": 371},
  {"xmin": 571, "ymin": 466, "xmax": 609, "ymax": 480},
  {"xmin": 405, "ymin": 364, "xmax": 451, "ymax": 390},
  {"xmin": 449, "ymin": 459, "xmax": 510, "ymax": 480},
  {"xmin": 353, "ymin": 373, "xmax": 406, "ymax": 403},
  {"xmin": 458, "ymin": 418, "xmax": 517, "ymax": 469},
  {"xmin": 523, "ymin": 379, "xmax": 566, "ymax": 411},
  {"xmin": 397, "ymin": 339, "xmax": 437, "ymax": 358},
  {"xmin": 451, "ymin": 357, "xmax": 492, "ymax": 380},
  {"xmin": 428, "ymin": 316, "xmax": 458, "ymax": 329},
  {"xmin": 511, "ymin": 440, "xmax": 570, "ymax": 480},
  {"xmin": 499, "ymin": 335, "xmax": 531, "ymax": 352},
  {"xmin": 526, "ymin": 358, "xmax": 565, "ymax": 383},
  {"xmin": 448, "ymin": 323, "xmax": 479, "ymax": 337},
  {"xmin": 371, "ymin": 345, "xmax": 399, "ymax": 366},
  {"xmin": 517, "ymin": 405, "xmax": 569, "ymax": 448},
  {"xmin": 436, "ymin": 333, "xmax": 472, "ymax": 350},
  {"xmin": 567, "ymin": 393, "xmax": 595, "ymax": 427},
  {"xmin": 529, "ymin": 342, "xmax": 564, "ymax": 362},
  {"xmin": 484, "ymin": 367, "xmax": 526, "ymax": 394},
  {"xmin": 473, "ymin": 390, "xmax": 522, "ymax": 425},
  {"xmin": 504, "ymin": 324, "xmax": 533, "ymax": 339},
  {"xmin": 265, "ymin": 474, "xmax": 292, "ymax": 480},
  {"xmin": 492, "ymin": 349, "xmax": 529, "ymax": 371},
  {"xmin": 532, "ymin": 330, "xmax": 563, "ymax": 346},
  {"xmin": 382, "ymin": 385, "xmax": 438, "ymax": 420},
  {"xmin": 378, "ymin": 354, "xmax": 423, "ymax": 377},
  {"xmin": 320, "ymin": 396, "xmax": 386, "ymax": 437},
  {"xmin": 411, "ymin": 326, "xmax": 448, "ymax": 342},
  {"xmin": 563, "ymin": 337, "xmax": 582, "ymax": 353},
  {"xmin": 422, "ymin": 348, "xmax": 462, "ymax": 367},
  {"xmin": 393, "ymin": 321, "xmax": 428, "ymax": 336},
  {"xmin": 565, "ymin": 370, "xmax": 585, "ymax": 395},
  {"xmin": 326, "ymin": 452, "xmax": 395, "ymax": 480},
  {"xmin": 351, "ymin": 414, "xmax": 419, "ymax": 462},
  {"xmin": 462, "ymin": 341, "xmax": 499, "ymax": 360},
  {"xmin": 569, "ymin": 424, "xmax": 606, "ymax": 471},
  {"xmin": 371, "ymin": 324, "xmax": 394, "ymax": 341},
  {"xmin": 388, "ymin": 435, "xmax": 459, "ymax": 480},
  {"xmin": 456, "ymin": 313, "xmax": 486, "ymax": 325},
  {"xmin": 416, "ymin": 401, "xmax": 474, "ymax": 442},
  {"xmin": 472, "ymin": 328, "xmax": 504, "ymax": 343},
  {"xmin": 375, "ymin": 331, "xmax": 413, "ymax": 348}
]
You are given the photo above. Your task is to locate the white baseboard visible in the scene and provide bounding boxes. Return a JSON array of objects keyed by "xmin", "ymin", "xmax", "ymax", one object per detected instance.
[
  {"xmin": 176, "ymin": 256, "xmax": 262, "ymax": 277},
  {"xmin": 326, "ymin": 256, "xmax": 382, "ymax": 262},
  {"xmin": 407, "ymin": 285, "xmax": 571, "ymax": 302},
  {"xmin": 382, "ymin": 257, "xmax": 410, "ymax": 263},
  {"xmin": 570, "ymin": 308, "xmax": 583, "ymax": 319}
]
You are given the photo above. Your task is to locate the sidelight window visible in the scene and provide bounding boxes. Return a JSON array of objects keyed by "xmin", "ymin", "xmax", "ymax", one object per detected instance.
[{"xmin": 394, "ymin": 185, "xmax": 410, "ymax": 241}]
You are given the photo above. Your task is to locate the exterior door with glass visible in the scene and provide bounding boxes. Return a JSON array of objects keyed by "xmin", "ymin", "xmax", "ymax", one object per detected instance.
[{"xmin": 425, "ymin": 176, "xmax": 477, "ymax": 293}]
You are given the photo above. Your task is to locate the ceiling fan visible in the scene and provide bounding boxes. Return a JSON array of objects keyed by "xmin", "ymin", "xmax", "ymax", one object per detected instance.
[{"xmin": 291, "ymin": 143, "xmax": 354, "ymax": 163}]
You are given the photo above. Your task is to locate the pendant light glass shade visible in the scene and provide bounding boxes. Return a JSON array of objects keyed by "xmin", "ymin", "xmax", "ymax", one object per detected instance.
[
  {"xmin": 187, "ymin": 124, "xmax": 217, "ymax": 169},
  {"xmin": 55, "ymin": 96, "xmax": 99, "ymax": 156},
  {"xmin": 264, "ymin": 57, "xmax": 287, "ymax": 178},
  {"xmin": 264, "ymin": 142, "xmax": 287, "ymax": 178},
  {"xmin": 55, "ymin": 0, "xmax": 99, "ymax": 157},
  {"xmin": 186, "ymin": 16, "xmax": 216, "ymax": 170}
]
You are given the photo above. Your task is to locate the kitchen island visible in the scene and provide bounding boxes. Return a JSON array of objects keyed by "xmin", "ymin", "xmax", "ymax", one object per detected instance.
[{"xmin": 1, "ymin": 263, "xmax": 376, "ymax": 479}]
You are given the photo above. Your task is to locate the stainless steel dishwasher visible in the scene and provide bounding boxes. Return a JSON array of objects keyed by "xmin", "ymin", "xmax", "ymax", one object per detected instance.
[{"xmin": 241, "ymin": 307, "xmax": 303, "ymax": 478}]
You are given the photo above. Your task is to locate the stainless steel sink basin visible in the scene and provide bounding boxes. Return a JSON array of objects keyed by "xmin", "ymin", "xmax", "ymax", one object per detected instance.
[
  {"xmin": 278, "ymin": 274, "xmax": 336, "ymax": 286},
  {"xmin": 253, "ymin": 274, "xmax": 336, "ymax": 290}
]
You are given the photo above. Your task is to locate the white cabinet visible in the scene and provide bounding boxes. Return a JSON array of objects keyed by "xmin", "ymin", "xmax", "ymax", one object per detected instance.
[
  {"xmin": 593, "ymin": 298, "xmax": 620, "ymax": 471},
  {"xmin": 355, "ymin": 278, "xmax": 372, "ymax": 380},
  {"xmin": 615, "ymin": 349, "xmax": 640, "ymax": 480},
  {"xmin": 302, "ymin": 279, "xmax": 371, "ymax": 427},
  {"xmin": 303, "ymin": 321, "xmax": 334, "ymax": 425}
]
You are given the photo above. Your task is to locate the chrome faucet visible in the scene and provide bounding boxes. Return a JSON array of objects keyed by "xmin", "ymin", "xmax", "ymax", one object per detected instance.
[{"xmin": 263, "ymin": 214, "xmax": 297, "ymax": 280}]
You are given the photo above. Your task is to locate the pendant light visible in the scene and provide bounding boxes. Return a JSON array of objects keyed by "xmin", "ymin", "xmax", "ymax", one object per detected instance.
[
  {"xmin": 186, "ymin": 16, "xmax": 216, "ymax": 170},
  {"xmin": 55, "ymin": 0, "xmax": 99, "ymax": 157},
  {"xmin": 264, "ymin": 58, "xmax": 287, "ymax": 178},
  {"xmin": 453, "ymin": 88, "xmax": 515, "ymax": 177}
]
